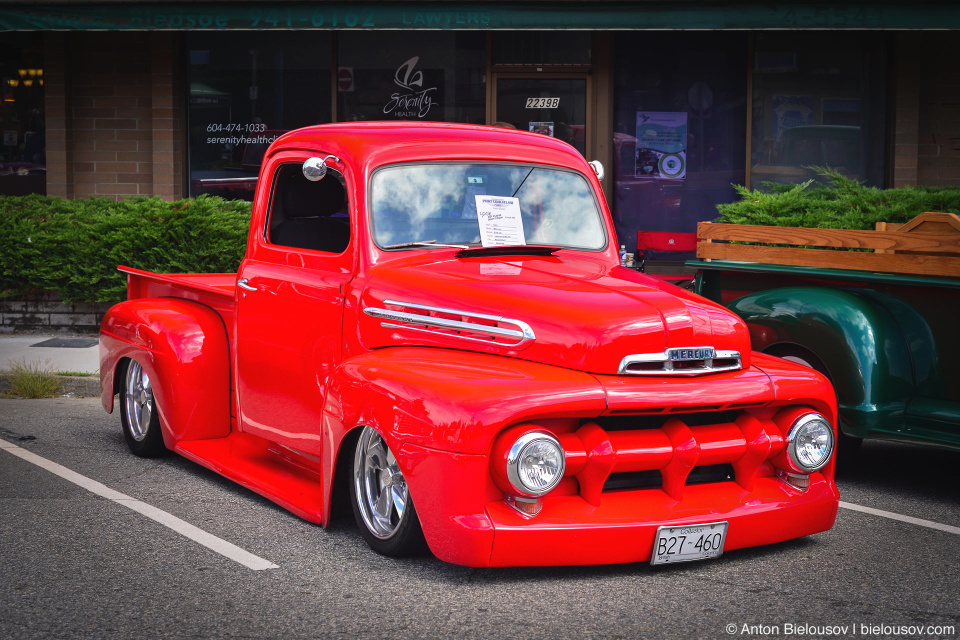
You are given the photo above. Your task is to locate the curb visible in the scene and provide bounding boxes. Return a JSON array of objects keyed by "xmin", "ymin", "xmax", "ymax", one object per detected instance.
[{"xmin": 0, "ymin": 373, "xmax": 101, "ymax": 398}]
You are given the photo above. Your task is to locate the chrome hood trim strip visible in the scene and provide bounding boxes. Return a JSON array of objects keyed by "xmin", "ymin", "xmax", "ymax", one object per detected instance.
[{"xmin": 363, "ymin": 299, "xmax": 536, "ymax": 348}]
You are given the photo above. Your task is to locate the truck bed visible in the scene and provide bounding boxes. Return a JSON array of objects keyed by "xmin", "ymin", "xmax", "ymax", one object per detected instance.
[
  {"xmin": 696, "ymin": 212, "xmax": 960, "ymax": 279},
  {"xmin": 119, "ymin": 265, "xmax": 237, "ymax": 340},
  {"xmin": 120, "ymin": 265, "xmax": 237, "ymax": 301}
]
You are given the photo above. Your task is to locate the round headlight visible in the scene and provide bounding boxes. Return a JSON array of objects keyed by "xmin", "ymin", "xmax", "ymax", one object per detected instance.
[
  {"xmin": 506, "ymin": 431, "xmax": 565, "ymax": 496},
  {"xmin": 786, "ymin": 413, "xmax": 835, "ymax": 472}
]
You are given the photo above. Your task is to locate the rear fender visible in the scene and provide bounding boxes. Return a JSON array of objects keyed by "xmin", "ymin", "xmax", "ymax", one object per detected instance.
[
  {"xmin": 100, "ymin": 298, "xmax": 231, "ymax": 446},
  {"xmin": 729, "ymin": 287, "xmax": 913, "ymax": 437}
]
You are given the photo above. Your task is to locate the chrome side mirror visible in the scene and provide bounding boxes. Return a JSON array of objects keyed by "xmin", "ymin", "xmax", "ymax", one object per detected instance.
[
  {"xmin": 303, "ymin": 155, "xmax": 341, "ymax": 182},
  {"xmin": 589, "ymin": 160, "xmax": 605, "ymax": 181}
]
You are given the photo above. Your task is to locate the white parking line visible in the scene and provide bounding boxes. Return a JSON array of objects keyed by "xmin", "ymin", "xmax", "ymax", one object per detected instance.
[
  {"xmin": 0, "ymin": 439, "xmax": 279, "ymax": 571},
  {"xmin": 840, "ymin": 501, "xmax": 960, "ymax": 536}
]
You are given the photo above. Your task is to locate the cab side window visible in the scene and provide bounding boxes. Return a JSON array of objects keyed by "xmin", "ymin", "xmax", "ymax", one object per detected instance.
[{"xmin": 266, "ymin": 163, "xmax": 350, "ymax": 253}]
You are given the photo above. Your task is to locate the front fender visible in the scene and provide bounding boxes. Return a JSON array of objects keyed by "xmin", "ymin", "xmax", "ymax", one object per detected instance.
[
  {"xmin": 326, "ymin": 347, "xmax": 608, "ymax": 454},
  {"xmin": 318, "ymin": 347, "xmax": 608, "ymax": 531},
  {"xmin": 729, "ymin": 286, "xmax": 913, "ymax": 437},
  {"xmin": 100, "ymin": 298, "xmax": 231, "ymax": 446}
]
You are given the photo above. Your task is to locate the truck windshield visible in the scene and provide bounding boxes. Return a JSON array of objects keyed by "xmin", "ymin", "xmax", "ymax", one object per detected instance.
[{"xmin": 370, "ymin": 163, "xmax": 606, "ymax": 251}]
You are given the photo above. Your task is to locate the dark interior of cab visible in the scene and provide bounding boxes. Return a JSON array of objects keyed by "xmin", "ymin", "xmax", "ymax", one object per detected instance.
[{"xmin": 268, "ymin": 164, "xmax": 350, "ymax": 254}]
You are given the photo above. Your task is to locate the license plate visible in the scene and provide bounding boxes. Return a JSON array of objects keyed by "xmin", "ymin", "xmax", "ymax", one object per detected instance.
[{"xmin": 650, "ymin": 521, "xmax": 728, "ymax": 565}]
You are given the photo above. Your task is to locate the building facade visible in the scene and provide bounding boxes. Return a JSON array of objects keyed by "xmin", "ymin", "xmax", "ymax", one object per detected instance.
[{"xmin": 2, "ymin": 2, "xmax": 959, "ymax": 254}]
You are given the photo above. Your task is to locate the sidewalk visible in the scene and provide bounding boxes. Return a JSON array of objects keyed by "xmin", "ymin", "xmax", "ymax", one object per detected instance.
[{"xmin": 0, "ymin": 333, "xmax": 101, "ymax": 397}]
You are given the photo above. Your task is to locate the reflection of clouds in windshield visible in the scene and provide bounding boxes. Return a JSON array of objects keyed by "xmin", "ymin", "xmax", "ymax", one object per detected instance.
[
  {"xmin": 502, "ymin": 167, "xmax": 531, "ymax": 190},
  {"xmin": 522, "ymin": 172, "xmax": 605, "ymax": 248},
  {"xmin": 372, "ymin": 164, "xmax": 604, "ymax": 249},
  {"xmin": 373, "ymin": 166, "xmax": 468, "ymax": 244}
]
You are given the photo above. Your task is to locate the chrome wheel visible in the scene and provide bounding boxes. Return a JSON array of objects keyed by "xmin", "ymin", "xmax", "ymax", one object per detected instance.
[
  {"xmin": 124, "ymin": 360, "xmax": 154, "ymax": 442},
  {"xmin": 353, "ymin": 426, "xmax": 409, "ymax": 540},
  {"xmin": 120, "ymin": 359, "xmax": 165, "ymax": 457}
]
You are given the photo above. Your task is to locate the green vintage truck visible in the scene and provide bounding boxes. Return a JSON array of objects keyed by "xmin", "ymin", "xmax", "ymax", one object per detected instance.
[{"xmin": 691, "ymin": 212, "xmax": 960, "ymax": 455}]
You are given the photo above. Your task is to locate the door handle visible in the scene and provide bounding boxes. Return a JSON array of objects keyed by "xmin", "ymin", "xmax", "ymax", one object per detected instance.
[{"xmin": 237, "ymin": 278, "xmax": 257, "ymax": 292}]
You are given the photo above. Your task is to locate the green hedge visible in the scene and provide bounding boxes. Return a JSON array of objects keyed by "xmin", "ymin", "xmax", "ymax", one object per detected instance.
[
  {"xmin": 0, "ymin": 195, "xmax": 252, "ymax": 303},
  {"xmin": 716, "ymin": 168, "xmax": 960, "ymax": 230}
]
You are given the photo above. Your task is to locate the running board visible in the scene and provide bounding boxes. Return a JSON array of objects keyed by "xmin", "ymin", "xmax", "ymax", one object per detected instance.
[{"xmin": 175, "ymin": 432, "xmax": 326, "ymax": 525}]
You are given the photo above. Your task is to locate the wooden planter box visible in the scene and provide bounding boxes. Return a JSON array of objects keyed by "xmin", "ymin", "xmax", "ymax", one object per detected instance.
[{"xmin": 697, "ymin": 212, "xmax": 960, "ymax": 279}]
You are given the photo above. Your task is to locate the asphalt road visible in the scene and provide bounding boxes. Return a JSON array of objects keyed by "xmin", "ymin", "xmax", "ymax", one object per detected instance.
[{"xmin": 1, "ymin": 398, "xmax": 958, "ymax": 640}]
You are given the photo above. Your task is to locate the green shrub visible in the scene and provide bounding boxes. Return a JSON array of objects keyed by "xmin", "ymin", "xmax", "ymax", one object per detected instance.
[
  {"xmin": 0, "ymin": 195, "xmax": 251, "ymax": 303},
  {"xmin": 716, "ymin": 167, "xmax": 960, "ymax": 230}
]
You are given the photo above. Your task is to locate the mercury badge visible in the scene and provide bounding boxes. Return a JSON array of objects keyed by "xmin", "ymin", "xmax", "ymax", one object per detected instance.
[{"xmin": 667, "ymin": 347, "xmax": 716, "ymax": 361}]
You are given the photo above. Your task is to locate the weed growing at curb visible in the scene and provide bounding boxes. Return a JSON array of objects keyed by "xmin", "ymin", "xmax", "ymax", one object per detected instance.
[{"xmin": 5, "ymin": 358, "xmax": 63, "ymax": 398}]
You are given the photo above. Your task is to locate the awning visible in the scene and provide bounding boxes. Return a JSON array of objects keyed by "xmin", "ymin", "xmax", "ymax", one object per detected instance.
[{"xmin": 2, "ymin": 2, "xmax": 959, "ymax": 31}]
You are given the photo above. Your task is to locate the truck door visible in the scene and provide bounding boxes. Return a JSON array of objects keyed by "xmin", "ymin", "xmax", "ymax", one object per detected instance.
[{"xmin": 234, "ymin": 153, "xmax": 353, "ymax": 457}]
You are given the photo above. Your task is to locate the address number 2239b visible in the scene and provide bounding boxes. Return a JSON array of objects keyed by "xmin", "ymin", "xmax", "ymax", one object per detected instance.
[{"xmin": 525, "ymin": 97, "xmax": 560, "ymax": 109}]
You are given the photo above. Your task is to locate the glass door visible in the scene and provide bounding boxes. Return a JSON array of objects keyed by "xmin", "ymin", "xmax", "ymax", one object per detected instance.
[{"xmin": 493, "ymin": 76, "xmax": 589, "ymax": 157}]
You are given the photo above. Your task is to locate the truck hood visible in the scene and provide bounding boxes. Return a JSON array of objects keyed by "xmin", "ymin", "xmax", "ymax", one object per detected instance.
[{"xmin": 357, "ymin": 252, "xmax": 750, "ymax": 376}]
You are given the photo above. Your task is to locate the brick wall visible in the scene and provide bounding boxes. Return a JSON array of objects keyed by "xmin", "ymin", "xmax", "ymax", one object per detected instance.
[
  {"xmin": 43, "ymin": 33, "xmax": 71, "ymax": 197},
  {"xmin": 1, "ymin": 291, "xmax": 111, "ymax": 335},
  {"xmin": 45, "ymin": 31, "xmax": 183, "ymax": 200},
  {"xmin": 150, "ymin": 33, "xmax": 182, "ymax": 199}
]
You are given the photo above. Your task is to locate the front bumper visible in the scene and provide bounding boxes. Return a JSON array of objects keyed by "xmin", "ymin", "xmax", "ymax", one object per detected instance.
[
  {"xmin": 399, "ymin": 442, "xmax": 839, "ymax": 567},
  {"xmin": 486, "ymin": 475, "xmax": 838, "ymax": 567}
]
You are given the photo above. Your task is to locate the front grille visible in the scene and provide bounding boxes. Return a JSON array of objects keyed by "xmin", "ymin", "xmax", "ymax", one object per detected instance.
[
  {"xmin": 603, "ymin": 470, "xmax": 663, "ymax": 491},
  {"xmin": 618, "ymin": 348, "xmax": 742, "ymax": 376},
  {"xmin": 589, "ymin": 411, "xmax": 742, "ymax": 432},
  {"xmin": 602, "ymin": 464, "xmax": 734, "ymax": 492},
  {"xmin": 686, "ymin": 463, "xmax": 736, "ymax": 485},
  {"xmin": 557, "ymin": 410, "xmax": 788, "ymax": 505}
]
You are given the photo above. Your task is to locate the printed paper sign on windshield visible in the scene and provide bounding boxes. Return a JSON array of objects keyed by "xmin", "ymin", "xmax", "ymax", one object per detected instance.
[{"xmin": 476, "ymin": 196, "xmax": 526, "ymax": 247}]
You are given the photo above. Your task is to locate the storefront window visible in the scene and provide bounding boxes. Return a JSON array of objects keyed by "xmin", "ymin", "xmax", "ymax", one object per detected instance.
[
  {"xmin": 0, "ymin": 33, "xmax": 45, "ymax": 196},
  {"xmin": 186, "ymin": 32, "xmax": 332, "ymax": 200},
  {"xmin": 612, "ymin": 33, "xmax": 747, "ymax": 254},
  {"xmin": 750, "ymin": 33, "xmax": 886, "ymax": 189},
  {"xmin": 491, "ymin": 32, "xmax": 591, "ymax": 66},
  {"xmin": 337, "ymin": 32, "xmax": 485, "ymax": 124}
]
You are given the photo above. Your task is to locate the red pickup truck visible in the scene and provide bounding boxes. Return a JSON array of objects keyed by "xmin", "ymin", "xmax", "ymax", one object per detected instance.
[{"xmin": 99, "ymin": 122, "xmax": 838, "ymax": 567}]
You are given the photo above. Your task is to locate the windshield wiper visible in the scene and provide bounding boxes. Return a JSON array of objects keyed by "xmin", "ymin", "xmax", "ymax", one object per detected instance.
[
  {"xmin": 383, "ymin": 240, "xmax": 470, "ymax": 250},
  {"xmin": 455, "ymin": 245, "xmax": 561, "ymax": 258}
]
